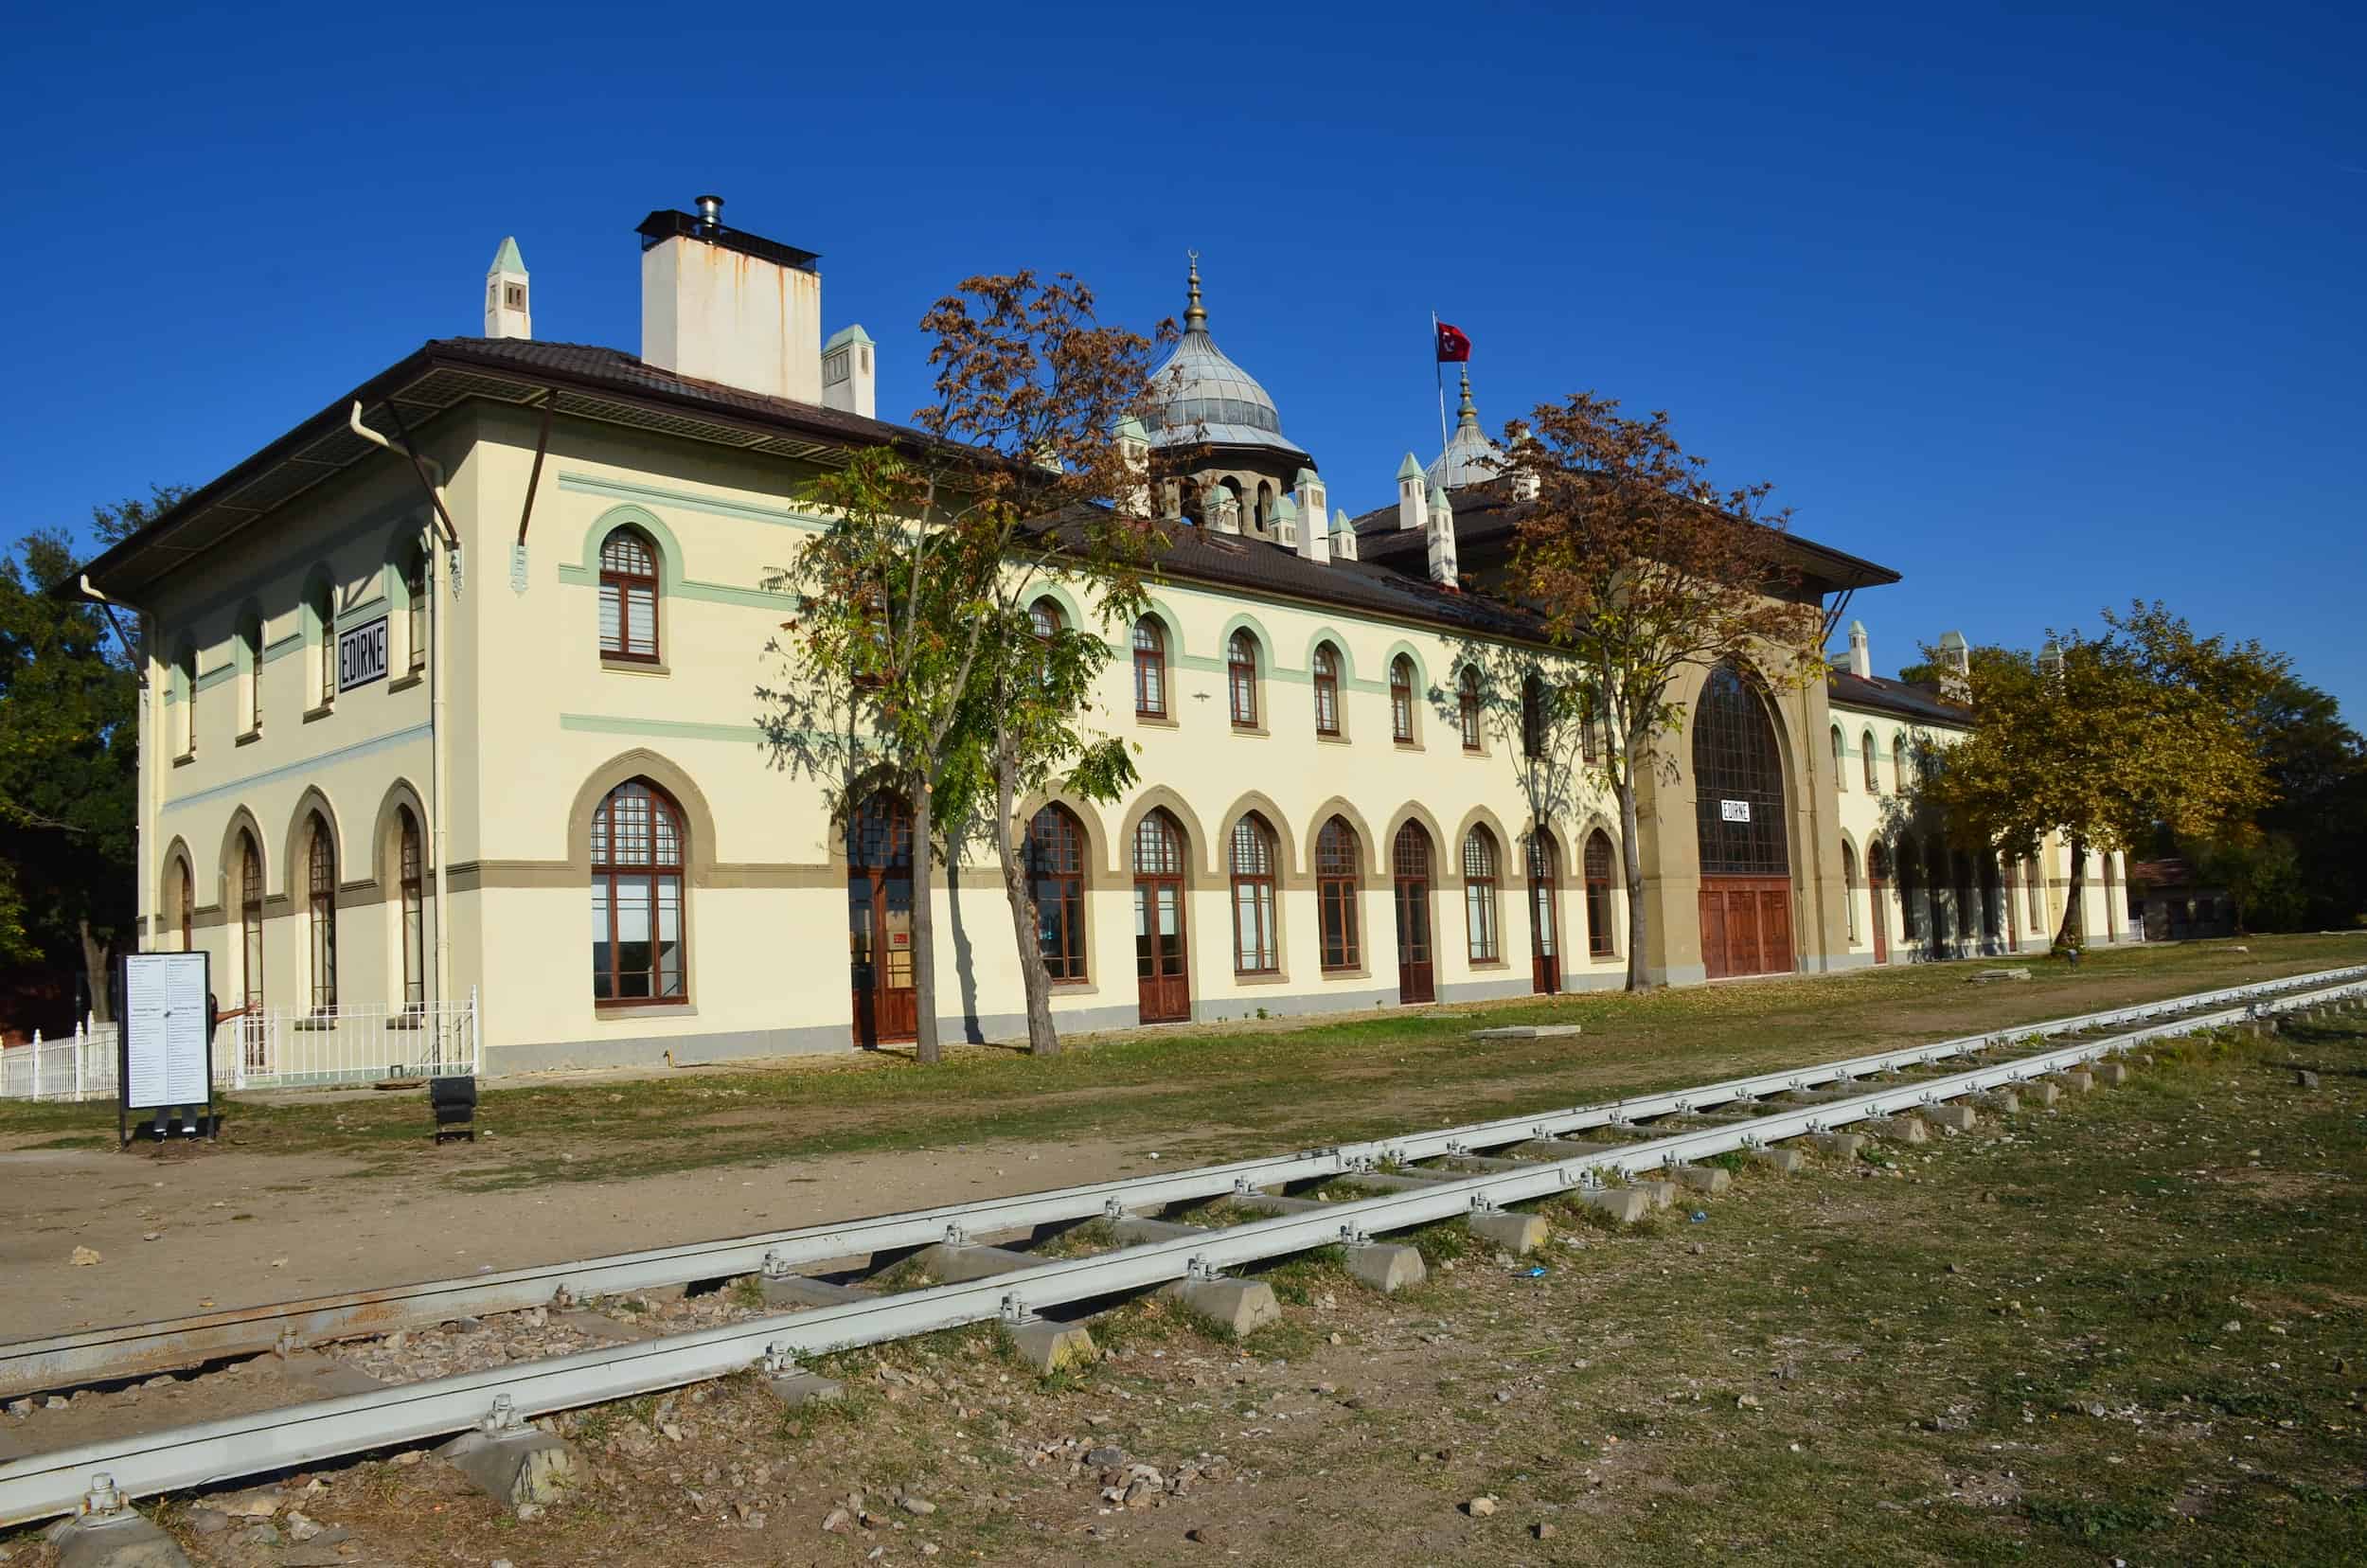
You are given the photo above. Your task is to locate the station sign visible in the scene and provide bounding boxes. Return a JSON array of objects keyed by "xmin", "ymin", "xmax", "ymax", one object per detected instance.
[
  {"xmin": 338, "ymin": 615, "xmax": 389, "ymax": 693},
  {"xmin": 1719, "ymin": 799, "xmax": 1752, "ymax": 823}
]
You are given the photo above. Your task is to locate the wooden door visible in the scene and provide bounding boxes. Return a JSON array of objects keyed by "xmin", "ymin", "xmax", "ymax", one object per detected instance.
[
  {"xmin": 1134, "ymin": 876, "xmax": 1189, "ymax": 1023},
  {"xmin": 1699, "ymin": 876, "xmax": 1793, "ymax": 979},
  {"xmin": 1528, "ymin": 838, "xmax": 1560, "ymax": 995},
  {"xmin": 1394, "ymin": 823, "xmax": 1435, "ymax": 1004},
  {"xmin": 1870, "ymin": 874, "xmax": 1890, "ymax": 965},
  {"xmin": 848, "ymin": 794, "xmax": 918, "ymax": 1047}
]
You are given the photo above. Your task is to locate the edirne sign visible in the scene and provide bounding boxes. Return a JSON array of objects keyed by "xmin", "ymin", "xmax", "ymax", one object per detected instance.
[
  {"xmin": 1720, "ymin": 799, "xmax": 1752, "ymax": 824},
  {"xmin": 337, "ymin": 615, "xmax": 389, "ymax": 693}
]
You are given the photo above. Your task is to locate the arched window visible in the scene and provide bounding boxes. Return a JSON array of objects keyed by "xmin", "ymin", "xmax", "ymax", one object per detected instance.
[
  {"xmin": 1842, "ymin": 840, "xmax": 1860, "ymax": 941},
  {"xmin": 1132, "ymin": 810, "xmax": 1185, "ymax": 876},
  {"xmin": 1316, "ymin": 817, "xmax": 1361, "ymax": 971},
  {"xmin": 307, "ymin": 814, "xmax": 338, "ymax": 1016},
  {"xmin": 1132, "ymin": 618, "xmax": 1167, "ymax": 719},
  {"xmin": 1520, "ymin": 674, "xmax": 1545, "ymax": 758},
  {"xmin": 1029, "ymin": 597, "xmax": 1064, "ymax": 640},
  {"xmin": 1898, "ymin": 843, "xmax": 1922, "ymax": 941},
  {"xmin": 1025, "ymin": 804, "xmax": 1086, "ymax": 981},
  {"xmin": 1312, "ymin": 643, "xmax": 1342, "ymax": 737},
  {"xmin": 1831, "ymin": 725, "xmax": 1846, "ymax": 789},
  {"xmin": 590, "ymin": 779, "xmax": 686, "ymax": 1004},
  {"xmin": 310, "ymin": 579, "xmax": 337, "ymax": 706},
  {"xmin": 1527, "ymin": 832, "xmax": 1559, "ymax": 988},
  {"xmin": 1255, "ymin": 480, "xmax": 1275, "ymax": 534},
  {"xmin": 598, "ymin": 527, "xmax": 661, "ymax": 662},
  {"xmin": 167, "ymin": 855, "xmax": 194, "ymax": 953},
  {"xmin": 1390, "ymin": 656, "xmax": 1415, "ymax": 743},
  {"xmin": 402, "ymin": 541, "xmax": 429, "ymax": 673},
  {"xmin": 1457, "ymin": 668, "xmax": 1482, "ymax": 751},
  {"xmin": 1229, "ymin": 813, "xmax": 1279, "ymax": 973},
  {"xmin": 1693, "ymin": 663, "xmax": 1789, "ymax": 876},
  {"xmin": 398, "ymin": 807, "xmax": 425, "ymax": 1010},
  {"xmin": 1463, "ymin": 827, "xmax": 1501, "ymax": 963},
  {"xmin": 1861, "ymin": 729, "xmax": 1878, "ymax": 793},
  {"xmin": 1584, "ymin": 830, "xmax": 1615, "ymax": 957},
  {"xmin": 239, "ymin": 831, "xmax": 265, "ymax": 1065},
  {"xmin": 1580, "ymin": 685, "xmax": 1603, "ymax": 766},
  {"xmin": 172, "ymin": 641, "xmax": 197, "ymax": 757},
  {"xmin": 1227, "ymin": 630, "xmax": 1259, "ymax": 729},
  {"xmin": 236, "ymin": 612, "xmax": 262, "ymax": 737},
  {"xmin": 1891, "ymin": 734, "xmax": 1909, "ymax": 793},
  {"xmin": 2027, "ymin": 854, "xmax": 2044, "ymax": 926}
]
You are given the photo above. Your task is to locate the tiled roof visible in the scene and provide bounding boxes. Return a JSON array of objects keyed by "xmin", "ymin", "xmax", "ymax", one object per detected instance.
[{"xmin": 1826, "ymin": 668, "xmax": 1970, "ymax": 726}]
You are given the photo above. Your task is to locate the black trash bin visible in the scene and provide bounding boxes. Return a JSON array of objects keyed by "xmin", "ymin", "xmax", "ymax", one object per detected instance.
[{"xmin": 430, "ymin": 1076, "xmax": 478, "ymax": 1144}]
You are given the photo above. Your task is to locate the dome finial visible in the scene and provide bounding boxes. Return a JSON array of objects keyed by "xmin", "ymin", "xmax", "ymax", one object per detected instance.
[
  {"xmin": 1184, "ymin": 250, "xmax": 1207, "ymax": 332},
  {"xmin": 1455, "ymin": 365, "xmax": 1478, "ymax": 428}
]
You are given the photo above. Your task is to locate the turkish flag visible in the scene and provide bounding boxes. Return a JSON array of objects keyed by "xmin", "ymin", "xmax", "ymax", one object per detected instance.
[{"xmin": 1435, "ymin": 321, "xmax": 1472, "ymax": 363}]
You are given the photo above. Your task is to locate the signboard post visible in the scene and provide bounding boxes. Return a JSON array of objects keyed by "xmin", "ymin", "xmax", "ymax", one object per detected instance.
[{"xmin": 117, "ymin": 951, "xmax": 215, "ymax": 1145}]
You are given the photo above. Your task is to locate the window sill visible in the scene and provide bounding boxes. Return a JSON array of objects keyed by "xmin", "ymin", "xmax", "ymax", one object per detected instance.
[
  {"xmin": 1232, "ymin": 970, "xmax": 1289, "ymax": 986},
  {"xmin": 234, "ymin": 727, "xmax": 262, "ymax": 748},
  {"xmin": 596, "ymin": 999, "xmax": 694, "ymax": 1017},
  {"xmin": 302, "ymin": 704, "xmax": 333, "ymax": 724},
  {"xmin": 1230, "ymin": 723, "xmax": 1269, "ymax": 738},
  {"xmin": 1468, "ymin": 958, "xmax": 1509, "ymax": 971},
  {"xmin": 294, "ymin": 1014, "xmax": 338, "ymax": 1031},
  {"xmin": 1320, "ymin": 965, "xmax": 1371, "ymax": 981},
  {"xmin": 172, "ymin": 751, "xmax": 196, "ymax": 768},
  {"xmin": 389, "ymin": 670, "xmax": 425, "ymax": 694},
  {"xmin": 1393, "ymin": 739, "xmax": 1422, "ymax": 752},
  {"xmin": 601, "ymin": 655, "xmax": 670, "ymax": 677},
  {"xmin": 1315, "ymin": 733, "xmax": 1350, "ymax": 746},
  {"xmin": 1135, "ymin": 713, "xmax": 1179, "ymax": 729}
]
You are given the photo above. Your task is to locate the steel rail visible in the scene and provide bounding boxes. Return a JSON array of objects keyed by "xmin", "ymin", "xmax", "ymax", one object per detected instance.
[
  {"xmin": 3, "ymin": 970, "xmax": 2359, "ymax": 1526},
  {"xmin": 4, "ymin": 964, "xmax": 2358, "ymax": 1401}
]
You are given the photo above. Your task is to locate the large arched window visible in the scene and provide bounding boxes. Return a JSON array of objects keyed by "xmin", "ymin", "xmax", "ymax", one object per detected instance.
[
  {"xmin": 1132, "ymin": 618, "xmax": 1167, "ymax": 719},
  {"xmin": 239, "ymin": 831, "xmax": 265, "ymax": 1067},
  {"xmin": 1025, "ymin": 804, "xmax": 1086, "ymax": 982},
  {"xmin": 1227, "ymin": 630, "xmax": 1259, "ymax": 729},
  {"xmin": 165, "ymin": 854, "xmax": 194, "ymax": 953},
  {"xmin": 1692, "ymin": 663, "xmax": 1789, "ymax": 876},
  {"xmin": 1842, "ymin": 839, "xmax": 1860, "ymax": 941},
  {"xmin": 1526, "ymin": 831, "xmax": 1559, "ymax": 988},
  {"xmin": 1029, "ymin": 597, "xmax": 1065, "ymax": 640},
  {"xmin": 590, "ymin": 779, "xmax": 686, "ymax": 1004},
  {"xmin": 1521, "ymin": 673, "xmax": 1545, "ymax": 758},
  {"xmin": 398, "ymin": 807, "xmax": 425, "ymax": 1010},
  {"xmin": 1310, "ymin": 643, "xmax": 1343, "ymax": 736},
  {"xmin": 1861, "ymin": 729, "xmax": 1878, "ymax": 793},
  {"xmin": 1229, "ymin": 813, "xmax": 1279, "ymax": 973},
  {"xmin": 1317, "ymin": 817, "xmax": 1361, "ymax": 971},
  {"xmin": 1831, "ymin": 725, "xmax": 1846, "ymax": 790},
  {"xmin": 1457, "ymin": 667, "xmax": 1483, "ymax": 751},
  {"xmin": 598, "ymin": 527, "xmax": 661, "ymax": 663},
  {"xmin": 306, "ymin": 814, "xmax": 338, "ymax": 1016},
  {"xmin": 1584, "ymin": 830, "xmax": 1616, "ymax": 957},
  {"xmin": 1463, "ymin": 827, "xmax": 1501, "ymax": 963},
  {"xmin": 1390, "ymin": 656, "xmax": 1415, "ymax": 743}
]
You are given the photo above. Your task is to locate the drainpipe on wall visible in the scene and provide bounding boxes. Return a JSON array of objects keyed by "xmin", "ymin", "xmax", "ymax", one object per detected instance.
[{"xmin": 349, "ymin": 405, "xmax": 454, "ymax": 1016}]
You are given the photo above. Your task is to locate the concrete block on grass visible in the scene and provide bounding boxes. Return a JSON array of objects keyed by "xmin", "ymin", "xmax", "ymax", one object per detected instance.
[
  {"xmin": 1112, "ymin": 1215, "xmax": 1205, "ymax": 1245},
  {"xmin": 1751, "ymin": 1148, "xmax": 1806, "ymax": 1175},
  {"xmin": 765, "ymin": 1371, "xmax": 845, "ymax": 1407},
  {"xmin": 47, "ymin": 1510, "xmax": 191, "ymax": 1568},
  {"xmin": 915, "ymin": 1241, "xmax": 1044, "ymax": 1283},
  {"xmin": 1468, "ymin": 1209, "xmax": 1549, "ymax": 1255},
  {"xmin": 1006, "ymin": 1320, "xmax": 1095, "ymax": 1374},
  {"xmin": 1808, "ymin": 1131, "xmax": 1866, "ymax": 1160},
  {"xmin": 1671, "ymin": 1166, "xmax": 1732, "ymax": 1195},
  {"xmin": 2017, "ymin": 1080, "xmax": 2060, "ymax": 1108},
  {"xmin": 1344, "ymin": 1242, "xmax": 1427, "ymax": 1293},
  {"xmin": 1160, "ymin": 1275, "xmax": 1281, "ymax": 1335},
  {"xmin": 1469, "ymin": 1024, "xmax": 1583, "ymax": 1040},
  {"xmin": 1861, "ymin": 1116, "xmax": 1929, "ymax": 1145},
  {"xmin": 1576, "ymin": 1187, "xmax": 1651, "ymax": 1224},
  {"xmin": 1916, "ymin": 1102, "xmax": 1978, "ymax": 1132},
  {"xmin": 1970, "ymin": 1088, "xmax": 2020, "ymax": 1114},
  {"xmin": 437, "ymin": 1426, "xmax": 575, "ymax": 1506},
  {"xmin": 1633, "ymin": 1179, "xmax": 1680, "ymax": 1209},
  {"xmin": 2051, "ymin": 1069, "xmax": 2094, "ymax": 1094},
  {"xmin": 2092, "ymin": 1060, "xmax": 2131, "ymax": 1087},
  {"xmin": 759, "ymin": 1274, "xmax": 872, "ymax": 1310}
]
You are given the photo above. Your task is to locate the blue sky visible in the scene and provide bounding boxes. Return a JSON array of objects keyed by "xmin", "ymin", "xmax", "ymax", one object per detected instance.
[{"xmin": 5, "ymin": 2, "xmax": 2359, "ymax": 712}]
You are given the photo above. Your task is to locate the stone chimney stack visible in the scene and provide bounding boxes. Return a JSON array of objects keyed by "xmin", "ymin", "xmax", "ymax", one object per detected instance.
[
  {"xmin": 638, "ymin": 194, "xmax": 824, "ymax": 403},
  {"xmin": 1846, "ymin": 619, "xmax": 1871, "ymax": 679},
  {"xmin": 1397, "ymin": 454, "xmax": 1428, "ymax": 531},
  {"xmin": 484, "ymin": 237, "xmax": 530, "ymax": 340},
  {"xmin": 1426, "ymin": 482, "xmax": 1459, "ymax": 588},
  {"xmin": 1329, "ymin": 507, "xmax": 1358, "ymax": 561},
  {"xmin": 821, "ymin": 325, "xmax": 877, "ymax": 419},
  {"xmin": 1294, "ymin": 468, "xmax": 1330, "ymax": 563}
]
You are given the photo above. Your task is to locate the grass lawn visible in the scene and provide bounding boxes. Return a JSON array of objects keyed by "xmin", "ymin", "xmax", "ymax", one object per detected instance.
[{"xmin": 5, "ymin": 933, "xmax": 2363, "ymax": 1199}]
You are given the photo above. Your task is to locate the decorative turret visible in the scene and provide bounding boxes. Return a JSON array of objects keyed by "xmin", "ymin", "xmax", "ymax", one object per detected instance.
[
  {"xmin": 821, "ymin": 324, "xmax": 877, "ymax": 419},
  {"xmin": 484, "ymin": 237, "xmax": 530, "ymax": 340},
  {"xmin": 1846, "ymin": 619, "xmax": 1871, "ymax": 679},
  {"xmin": 1329, "ymin": 507, "xmax": 1358, "ymax": 561},
  {"xmin": 1426, "ymin": 482, "xmax": 1459, "ymax": 588},
  {"xmin": 1114, "ymin": 416, "xmax": 1151, "ymax": 518},
  {"xmin": 1207, "ymin": 486, "xmax": 1241, "ymax": 534},
  {"xmin": 1397, "ymin": 453, "xmax": 1427, "ymax": 531},
  {"xmin": 1935, "ymin": 629, "xmax": 1971, "ymax": 702},
  {"xmin": 1272, "ymin": 492, "xmax": 1300, "ymax": 548},
  {"xmin": 1294, "ymin": 467, "xmax": 1329, "ymax": 563}
]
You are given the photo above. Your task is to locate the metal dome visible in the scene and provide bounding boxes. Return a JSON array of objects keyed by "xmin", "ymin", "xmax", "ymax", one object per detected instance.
[
  {"xmin": 1427, "ymin": 367, "xmax": 1504, "ymax": 490},
  {"xmin": 1144, "ymin": 257, "xmax": 1308, "ymax": 457}
]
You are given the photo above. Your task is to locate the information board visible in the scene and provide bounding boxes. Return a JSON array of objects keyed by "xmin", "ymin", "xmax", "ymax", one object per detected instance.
[{"xmin": 118, "ymin": 951, "xmax": 212, "ymax": 1125}]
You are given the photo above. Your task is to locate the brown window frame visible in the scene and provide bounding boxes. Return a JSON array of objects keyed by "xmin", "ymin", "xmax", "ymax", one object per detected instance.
[
  {"xmin": 399, "ymin": 807, "xmax": 426, "ymax": 1010},
  {"xmin": 1132, "ymin": 618, "xmax": 1168, "ymax": 719},
  {"xmin": 1229, "ymin": 814, "xmax": 1279, "ymax": 974},
  {"xmin": 591, "ymin": 778, "xmax": 689, "ymax": 1006},
  {"xmin": 1457, "ymin": 668, "xmax": 1482, "ymax": 752},
  {"xmin": 598, "ymin": 528, "xmax": 662, "ymax": 663},
  {"xmin": 1520, "ymin": 674, "xmax": 1546, "ymax": 760},
  {"xmin": 1227, "ymin": 630, "xmax": 1258, "ymax": 729},
  {"xmin": 307, "ymin": 816, "xmax": 338, "ymax": 1017},
  {"xmin": 1025, "ymin": 804, "xmax": 1088, "ymax": 982},
  {"xmin": 312, "ymin": 586, "xmax": 336, "ymax": 706},
  {"xmin": 1584, "ymin": 830, "xmax": 1616, "ymax": 958},
  {"xmin": 405, "ymin": 547, "xmax": 429, "ymax": 673},
  {"xmin": 1312, "ymin": 643, "xmax": 1342, "ymax": 737},
  {"xmin": 1862, "ymin": 729, "xmax": 1879, "ymax": 793},
  {"xmin": 1390, "ymin": 656, "xmax": 1415, "ymax": 744},
  {"xmin": 1316, "ymin": 817, "xmax": 1361, "ymax": 971},
  {"xmin": 1463, "ymin": 828, "xmax": 1501, "ymax": 963},
  {"xmin": 239, "ymin": 833, "xmax": 265, "ymax": 1069}
]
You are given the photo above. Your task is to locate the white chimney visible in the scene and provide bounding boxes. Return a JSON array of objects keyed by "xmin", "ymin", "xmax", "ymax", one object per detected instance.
[
  {"xmin": 1207, "ymin": 487, "xmax": 1241, "ymax": 534},
  {"xmin": 1936, "ymin": 629, "xmax": 1971, "ymax": 702},
  {"xmin": 638, "ymin": 195, "xmax": 823, "ymax": 403},
  {"xmin": 484, "ymin": 237, "xmax": 530, "ymax": 340},
  {"xmin": 1294, "ymin": 468, "xmax": 1329, "ymax": 563},
  {"xmin": 1846, "ymin": 618, "xmax": 1870, "ymax": 679},
  {"xmin": 821, "ymin": 325, "xmax": 877, "ymax": 419},
  {"xmin": 1396, "ymin": 453, "xmax": 1427, "ymax": 531},
  {"xmin": 1426, "ymin": 482, "xmax": 1459, "ymax": 588},
  {"xmin": 1113, "ymin": 418, "xmax": 1151, "ymax": 518},
  {"xmin": 1273, "ymin": 493, "xmax": 1300, "ymax": 548},
  {"xmin": 1329, "ymin": 507, "xmax": 1358, "ymax": 561}
]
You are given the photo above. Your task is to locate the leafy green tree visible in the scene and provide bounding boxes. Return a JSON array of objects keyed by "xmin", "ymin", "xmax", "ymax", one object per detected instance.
[{"xmin": 1928, "ymin": 603, "xmax": 2286, "ymax": 947}]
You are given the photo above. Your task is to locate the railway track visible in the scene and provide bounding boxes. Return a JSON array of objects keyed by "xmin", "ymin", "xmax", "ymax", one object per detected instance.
[{"xmin": 5, "ymin": 964, "xmax": 2361, "ymax": 1530}]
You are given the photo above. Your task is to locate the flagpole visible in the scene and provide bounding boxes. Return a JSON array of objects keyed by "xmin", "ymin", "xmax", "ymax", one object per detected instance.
[{"xmin": 1431, "ymin": 311, "xmax": 1450, "ymax": 469}]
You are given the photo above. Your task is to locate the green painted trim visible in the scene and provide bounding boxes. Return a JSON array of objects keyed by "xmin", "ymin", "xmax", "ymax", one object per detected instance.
[
  {"xmin": 1023, "ymin": 581, "xmax": 1088, "ymax": 636},
  {"xmin": 553, "ymin": 561, "xmax": 789, "ymax": 612},
  {"xmin": 194, "ymin": 664, "xmax": 236, "ymax": 691},
  {"xmin": 1214, "ymin": 610, "xmax": 1278, "ymax": 674},
  {"xmin": 575, "ymin": 503, "xmax": 685, "ymax": 592},
  {"xmin": 263, "ymin": 633, "xmax": 304, "ymax": 661},
  {"xmin": 557, "ymin": 471, "xmax": 832, "ymax": 533},
  {"xmin": 336, "ymin": 597, "xmax": 389, "ymax": 632},
  {"xmin": 559, "ymin": 713, "xmax": 764, "ymax": 744},
  {"xmin": 160, "ymin": 722, "xmax": 433, "ymax": 811},
  {"xmin": 1380, "ymin": 638, "xmax": 1431, "ymax": 695},
  {"xmin": 1300, "ymin": 625, "xmax": 1358, "ymax": 683}
]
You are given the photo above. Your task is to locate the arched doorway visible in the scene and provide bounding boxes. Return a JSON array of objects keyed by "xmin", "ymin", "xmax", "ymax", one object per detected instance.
[
  {"xmin": 847, "ymin": 791, "xmax": 917, "ymax": 1047},
  {"xmin": 1867, "ymin": 840, "xmax": 1892, "ymax": 966},
  {"xmin": 1133, "ymin": 810, "xmax": 1190, "ymax": 1023},
  {"xmin": 1527, "ymin": 831, "xmax": 1560, "ymax": 995},
  {"xmin": 1692, "ymin": 663, "xmax": 1793, "ymax": 979},
  {"xmin": 1393, "ymin": 821, "xmax": 1435, "ymax": 1004}
]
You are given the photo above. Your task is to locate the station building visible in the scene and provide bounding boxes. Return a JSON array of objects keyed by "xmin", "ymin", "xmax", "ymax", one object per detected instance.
[{"xmin": 80, "ymin": 199, "xmax": 2129, "ymax": 1076}]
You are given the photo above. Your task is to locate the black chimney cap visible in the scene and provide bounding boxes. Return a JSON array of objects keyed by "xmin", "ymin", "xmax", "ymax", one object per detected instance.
[{"xmin": 635, "ymin": 208, "xmax": 821, "ymax": 273}]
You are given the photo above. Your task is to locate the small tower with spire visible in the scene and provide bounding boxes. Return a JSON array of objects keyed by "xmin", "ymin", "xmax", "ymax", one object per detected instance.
[
  {"xmin": 485, "ymin": 237, "xmax": 531, "ymax": 340},
  {"xmin": 1294, "ymin": 467, "xmax": 1330, "ymax": 563},
  {"xmin": 1427, "ymin": 483, "xmax": 1459, "ymax": 588},
  {"xmin": 1396, "ymin": 454, "xmax": 1428, "ymax": 531}
]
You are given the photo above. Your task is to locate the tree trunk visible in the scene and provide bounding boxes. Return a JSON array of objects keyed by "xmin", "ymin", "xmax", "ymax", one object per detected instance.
[
  {"xmin": 2054, "ymin": 834, "xmax": 2087, "ymax": 951},
  {"xmin": 80, "ymin": 918, "xmax": 114, "ymax": 1023},
  {"xmin": 911, "ymin": 784, "xmax": 942, "ymax": 1064},
  {"xmin": 994, "ymin": 727, "xmax": 1060, "ymax": 1056},
  {"xmin": 1617, "ymin": 767, "xmax": 1651, "ymax": 993}
]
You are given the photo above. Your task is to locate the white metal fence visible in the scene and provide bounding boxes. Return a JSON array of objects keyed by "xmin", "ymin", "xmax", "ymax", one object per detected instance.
[{"xmin": 1, "ymin": 989, "xmax": 478, "ymax": 1102}]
